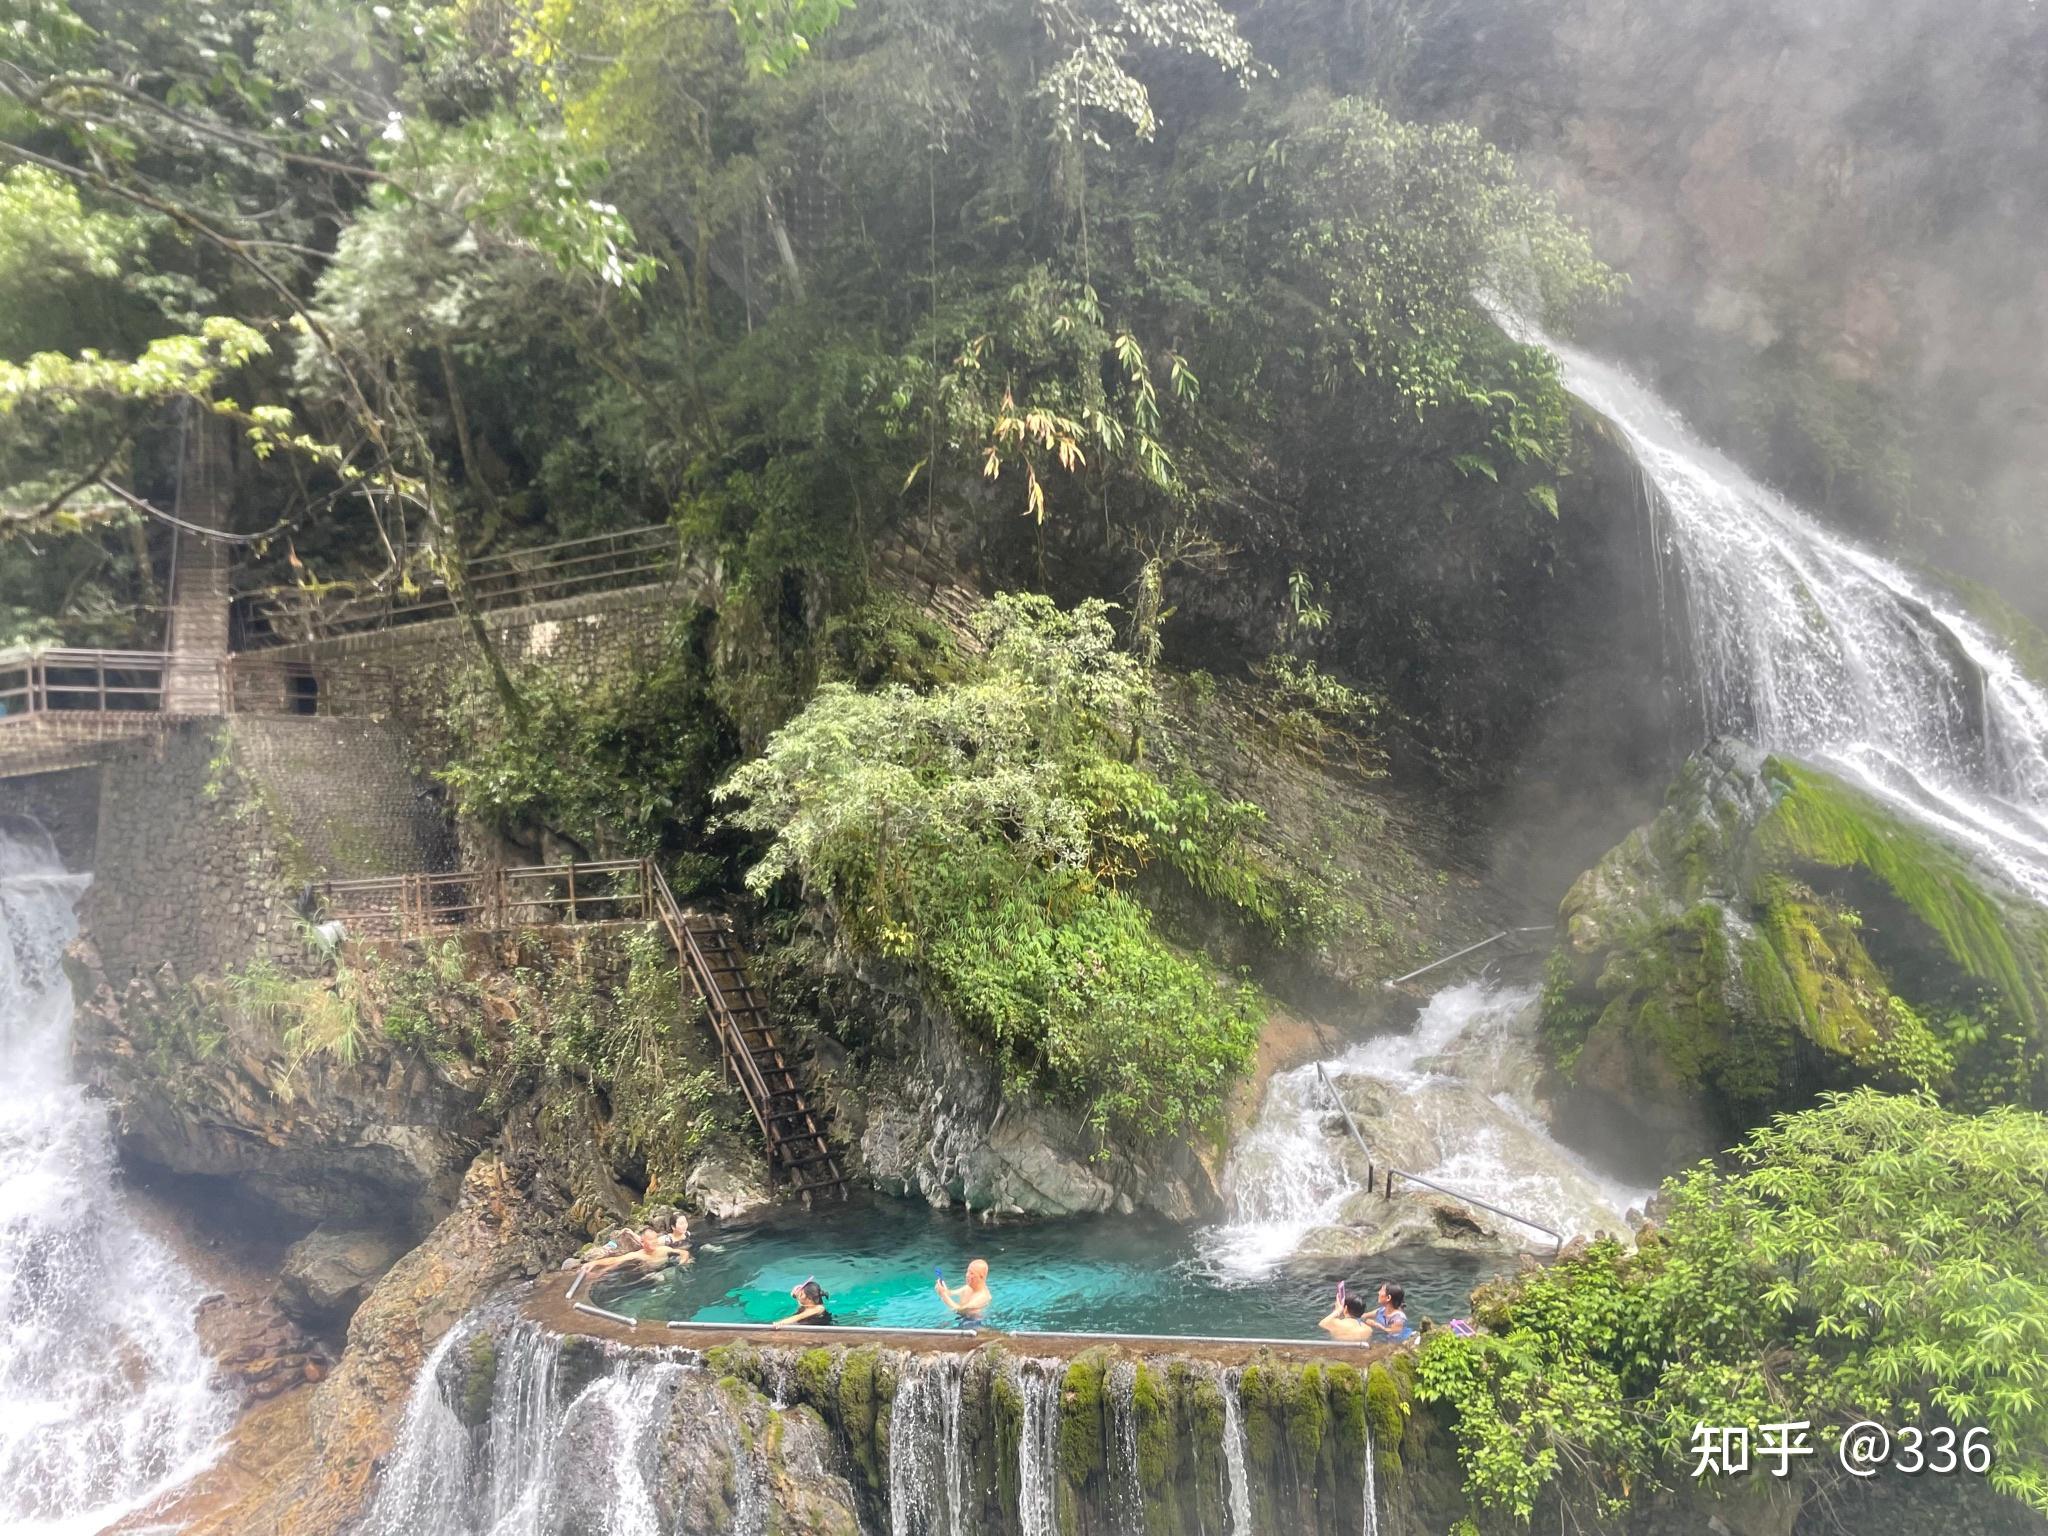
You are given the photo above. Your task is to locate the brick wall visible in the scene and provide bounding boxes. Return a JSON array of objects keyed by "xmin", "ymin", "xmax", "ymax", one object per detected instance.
[{"xmin": 259, "ymin": 580, "xmax": 696, "ymax": 759}]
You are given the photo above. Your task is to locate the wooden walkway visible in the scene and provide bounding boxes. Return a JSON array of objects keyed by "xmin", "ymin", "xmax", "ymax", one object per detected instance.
[{"xmin": 316, "ymin": 858, "xmax": 848, "ymax": 1201}]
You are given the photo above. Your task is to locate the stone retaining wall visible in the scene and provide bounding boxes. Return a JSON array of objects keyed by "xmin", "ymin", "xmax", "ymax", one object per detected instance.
[{"xmin": 83, "ymin": 718, "xmax": 453, "ymax": 987}]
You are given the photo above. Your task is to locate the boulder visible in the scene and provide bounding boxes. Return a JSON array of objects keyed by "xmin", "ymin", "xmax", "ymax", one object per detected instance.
[
  {"xmin": 275, "ymin": 1224, "xmax": 408, "ymax": 1327},
  {"xmin": 1297, "ymin": 1194, "xmax": 1528, "ymax": 1262},
  {"xmin": 683, "ymin": 1145, "xmax": 774, "ymax": 1220}
]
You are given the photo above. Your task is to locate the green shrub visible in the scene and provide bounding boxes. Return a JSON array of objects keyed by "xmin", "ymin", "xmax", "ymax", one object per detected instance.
[
  {"xmin": 1417, "ymin": 1090, "xmax": 2048, "ymax": 1522},
  {"xmin": 716, "ymin": 593, "xmax": 1268, "ymax": 1141}
]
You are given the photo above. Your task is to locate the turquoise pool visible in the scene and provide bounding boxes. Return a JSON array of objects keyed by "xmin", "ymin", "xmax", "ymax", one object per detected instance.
[{"xmin": 589, "ymin": 1196, "xmax": 1499, "ymax": 1339}]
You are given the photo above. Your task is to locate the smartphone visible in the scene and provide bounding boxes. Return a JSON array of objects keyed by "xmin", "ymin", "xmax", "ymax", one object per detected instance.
[
  {"xmin": 1336, "ymin": 1281, "xmax": 1346, "ymax": 1307},
  {"xmin": 934, "ymin": 1268, "xmax": 945, "ymax": 1280}
]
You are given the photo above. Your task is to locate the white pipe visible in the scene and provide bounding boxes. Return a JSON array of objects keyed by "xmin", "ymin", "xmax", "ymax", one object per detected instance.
[
  {"xmin": 1380, "ymin": 925, "xmax": 1552, "ymax": 989},
  {"xmin": 573, "ymin": 1301, "xmax": 636, "ymax": 1327}
]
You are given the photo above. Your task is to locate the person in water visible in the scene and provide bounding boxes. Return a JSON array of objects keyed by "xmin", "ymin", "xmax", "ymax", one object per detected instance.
[
  {"xmin": 773, "ymin": 1278, "xmax": 834, "ymax": 1327},
  {"xmin": 1363, "ymin": 1282, "xmax": 1413, "ymax": 1341},
  {"xmin": 575, "ymin": 1225, "xmax": 686, "ymax": 1288},
  {"xmin": 1317, "ymin": 1285, "xmax": 1376, "ymax": 1341},
  {"xmin": 935, "ymin": 1258, "xmax": 992, "ymax": 1324}
]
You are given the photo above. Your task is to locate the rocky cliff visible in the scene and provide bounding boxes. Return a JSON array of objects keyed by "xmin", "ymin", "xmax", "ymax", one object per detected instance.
[{"xmin": 1543, "ymin": 741, "xmax": 2048, "ymax": 1164}]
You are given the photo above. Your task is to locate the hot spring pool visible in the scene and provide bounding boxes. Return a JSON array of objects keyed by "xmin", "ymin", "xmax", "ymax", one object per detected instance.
[{"xmin": 588, "ymin": 1196, "xmax": 1500, "ymax": 1339}]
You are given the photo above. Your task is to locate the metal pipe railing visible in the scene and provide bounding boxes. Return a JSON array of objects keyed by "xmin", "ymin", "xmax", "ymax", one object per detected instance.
[
  {"xmin": 235, "ymin": 524, "xmax": 679, "ymax": 646},
  {"xmin": 1382, "ymin": 1167, "xmax": 1565, "ymax": 1254},
  {"xmin": 1379, "ymin": 925, "xmax": 1553, "ymax": 989},
  {"xmin": 1314, "ymin": 1057, "xmax": 1565, "ymax": 1253},
  {"xmin": 1315, "ymin": 1061, "xmax": 1377, "ymax": 1193}
]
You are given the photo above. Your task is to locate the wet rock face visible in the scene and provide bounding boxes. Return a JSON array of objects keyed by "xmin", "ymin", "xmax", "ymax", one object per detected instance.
[
  {"xmin": 1544, "ymin": 741, "xmax": 2048, "ymax": 1160},
  {"xmin": 682, "ymin": 1144, "xmax": 775, "ymax": 1220},
  {"xmin": 845, "ymin": 977, "xmax": 1217, "ymax": 1220},
  {"xmin": 658, "ymin": 1378, "xmax": 862, "ymax": 1536},
  {"xmin": 67, "ymin": 942, "xmax": 491, "ymax": 1231}
]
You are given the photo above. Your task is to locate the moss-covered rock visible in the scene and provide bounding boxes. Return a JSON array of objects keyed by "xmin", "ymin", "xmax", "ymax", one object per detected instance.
[{"xmin": 1546, "ymin": 742, "xmax": 2047, "ymax": 1157}]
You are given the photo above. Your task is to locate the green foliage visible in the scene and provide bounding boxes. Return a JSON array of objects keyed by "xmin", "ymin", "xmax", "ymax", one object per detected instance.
[
  {"xmin": 1418, "ymin": 1090, "xmax": 2048, "ymax": 1522},
  {"xmin": 1549, "ymin": 750, "xmax": 2048, "ymax": 1126},
  {"xmin": 375, "ymin": 926, "xmax": 734, "ymax": 1194},
  {"xmin": 0, "ymin": 167, "xmax": 153, "ymax": 360},
  {"xmin": 439, "ymin": 612, "xmax": 738, "ymax": 856},
  {"xmin": 718, "ymin": 593, "xmax": 1267, "ymax": 1140},
  {"xmin": 220, "ymin": 954, "xmax": 368, "ymax": 1092}
]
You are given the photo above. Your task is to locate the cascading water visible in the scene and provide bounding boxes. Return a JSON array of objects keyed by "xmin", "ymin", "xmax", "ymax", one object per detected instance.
[
  {"xmin": 889, "ymin": 1352, "xmax": 968, "ymax": 1536},
  {"xmin": 363, "ymin": 1315, "xmax": 718, "ymax": 1536},
  {"xmin": 1361, "ymin": 1433, "xmax": 1380, "ymax": 1536},
  {"xmin": 1515, "ymin": 318, "xmax": 2048, "ymax": 901},
  {"xmin": 0, "ymin": 826, "xmax": 229, "ymax": 1534},
  {"xmin": 1014, "ymin": 1357, "xmax": 1064, "ymax": 1536},
  {"xmin": 1107, "ymin": 1358, "xmax": 1144, "ymax": 1536},
  {"xmin": 1209, "ymin": 980, "xmax": 1651, "ymax": 1274},
  {"xmin": 1220, "ymin": 1369, "xmax": 1255, "ymax": 1536}
]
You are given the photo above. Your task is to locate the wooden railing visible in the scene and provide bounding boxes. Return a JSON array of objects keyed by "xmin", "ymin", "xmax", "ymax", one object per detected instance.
[
  {"xmin": 315, "ymin": 859, "xmax": 652, "ymax": 938},
  {"xmin": 0, "ymin": 647, "xmax": 398, "ymax": 726},
  {"xmin": 235, "ymin": 524, "xmax": 680, "ymax": 647},
  {"xmin": 314, "ymin": 857, "xmax": 847, "ymax": 1199},
  {"xmin": 0, "ymin": 648, "xmax": 171, "ymax": 718}
]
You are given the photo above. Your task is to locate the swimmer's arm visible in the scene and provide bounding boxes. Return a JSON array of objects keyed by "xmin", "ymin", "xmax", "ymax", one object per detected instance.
[{"xmin": 772, "ymin": 1303, "xmax": 824, "ymax": 1328}]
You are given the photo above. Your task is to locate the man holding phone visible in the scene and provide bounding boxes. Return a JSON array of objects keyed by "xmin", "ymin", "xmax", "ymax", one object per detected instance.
[{"xmin": 935, "ymin": 1258, "xmax": 993, "ymax": 1324}]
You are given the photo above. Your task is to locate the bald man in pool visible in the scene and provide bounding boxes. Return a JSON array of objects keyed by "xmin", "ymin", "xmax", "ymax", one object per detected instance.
[{"xmin": 935, "ymin": 1258, "xmax": 993, "ymax": 1324}]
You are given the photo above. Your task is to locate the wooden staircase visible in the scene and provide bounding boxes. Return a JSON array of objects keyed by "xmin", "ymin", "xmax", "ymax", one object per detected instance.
[
  {"xmin": 316, "ymin": 857, "xmax": 849, "ymax": 1202},
  {"xmin": 648, "ymin": 868, "xmax": 849, "ymax": 1201}
]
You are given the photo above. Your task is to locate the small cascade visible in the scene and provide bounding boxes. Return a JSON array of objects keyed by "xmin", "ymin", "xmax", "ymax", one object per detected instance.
[
  {"xmin": 1015, "ymin": 1357, "xmax": 1064, "ymax": 1536},
  {"xmin": 1208, "ymin": 980, "xmax": 1650, "ymax": 1273},
  {"xmin": 1107, "ymin": 1359, "xmax": 1143, "ymax": 1535},
  {"xmin": 1220, "ymin": 1369, "xmax": 1255, "ymax": 1536},
  {"xmin": 0, "ymin": 828, "xmax": 229, "ymax": 1534},
  {"xmin": 361, "ymin": 1315, "xmax": 704, "ymax": 1536},
  {"xmin": 1362, "ymin": 1432, "xmax": 1380, "ymax": 1536},
  {"xmin": 888, "ymin": 1351, "xmax": 968, "ymax": 1536}
]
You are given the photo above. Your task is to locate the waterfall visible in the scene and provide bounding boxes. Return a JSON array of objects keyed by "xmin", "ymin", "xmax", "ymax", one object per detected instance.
[
  {"xmin": 1107, "ymin": 1359, "xmax": 1143, "ymax": 1535},
  {"xmin": 361, "ymin": 1315, "xmax": 704, "ymax": 1536},
  {"xmin": 1220, "ymin": 1370, "xmax": 1254, "ymax": 1536},
  {"xmin": 1518, "ymin": 318, "xmax": 2048, "ymax": 902},
  {"xmin": 1014, "ymin": 1357, "xmax": 1064, "ymax": 1536},
  {"xmin": 1208, "ymin": 980, "xmax": 1650, "ymax": 1274},
  {"xmin": 1361, "ymin": 1431, "xmax": 1380, "ymax": 1536},
  {"xmin": 0, "ymin": 827, "xmax": 229, "ymax": 1534},
  {"xmin": 888, "ymin": 1351, "xmax": 968, "ymax": 1536}
]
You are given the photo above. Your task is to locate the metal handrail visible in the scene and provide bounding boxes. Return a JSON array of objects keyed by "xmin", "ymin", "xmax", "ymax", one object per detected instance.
[
  {"xmin": 1315, "ymin": 1059, "xmax": 1566, "ymax": 1254},
  {"xmin": 1378, "ymin": 926, "xmax": 1553, "ymax": 989},
  {"xmin": 1316, "ymin": 1062, "xmax": 1377, "ymax": 1193},
  {"xmin": 1383, "ymin": 1167, "xmax": 1565, "ymax": 1254},
  {"xmin": 235, "ymin": 524, "xmax": 679, "ymax": 646}
]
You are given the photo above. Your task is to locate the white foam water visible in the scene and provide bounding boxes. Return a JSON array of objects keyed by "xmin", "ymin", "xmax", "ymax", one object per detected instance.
[
  {"xmin": 1014, "ymin": 1357, "xmax": 1063, "ymax": 1536},
  {"xmin": 1220, "ymin": 1369, "xmax": 1254, "ymax": 1536},
  {"xmin": 1513, "ymin": 316, "xmax": 2048, "ymax": 902},
  {"xmin": 1207, "ymin": 980, "xmax": 1651, "ymax": 1275},
  {"xmin": 889, "ymin": 1351, "xmax": 968, "ymax": 1536},
  {"xmin": 361, "ymin": 1317, "xmax": 704, "ymax": 1536},
  {"xmin": 0, "ymin": 827, "xmax": 229, "ymax": 1534}
]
